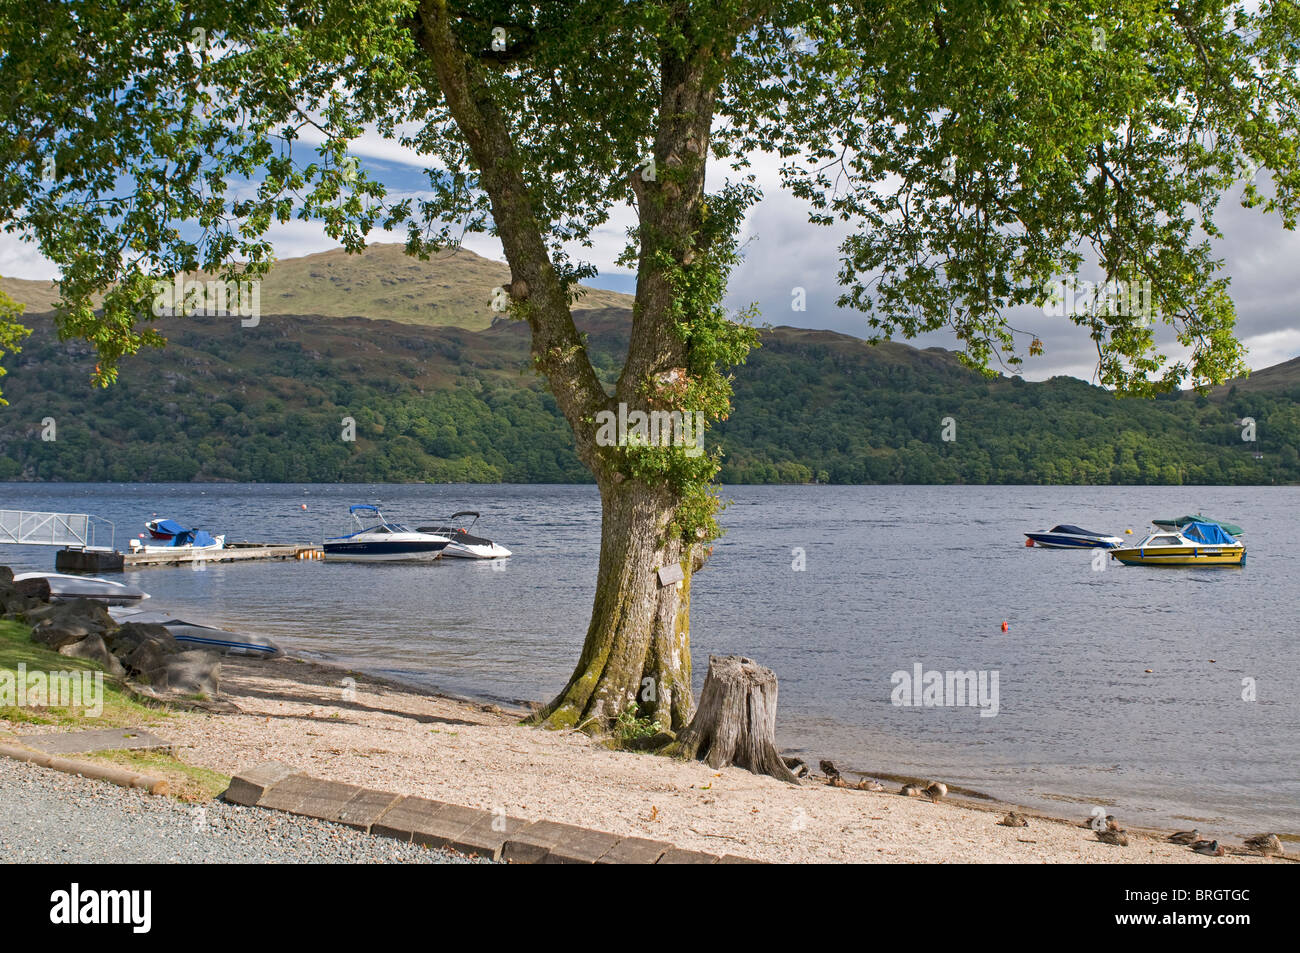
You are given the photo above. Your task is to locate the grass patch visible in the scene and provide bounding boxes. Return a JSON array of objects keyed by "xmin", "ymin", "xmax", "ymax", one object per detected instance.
[
  {"xmin": 0, "ymin": 618, "xmax": 166, "ymax": 730},
  {"xmin": 81, "ymin": 749, "xmax": 230, "ymax": 802}
]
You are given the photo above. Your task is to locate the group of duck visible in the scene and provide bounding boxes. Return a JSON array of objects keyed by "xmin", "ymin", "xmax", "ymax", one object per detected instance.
[
  {"xmin": 1084, "ymin": 816, "xmax": 1283, "ymax": 858},
  {"xmin": 816, "ymin": 759, "xmax": 948, "ymax": 801},
  {"xmin": 813, "ymin": 760, "xmax": 1284, "ymax": 859}
]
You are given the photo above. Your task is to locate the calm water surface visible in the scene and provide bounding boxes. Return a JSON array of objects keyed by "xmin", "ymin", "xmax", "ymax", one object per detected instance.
[{"xmin": 2, "ymin": 482, "xmax": 1296, "ymax": 834}]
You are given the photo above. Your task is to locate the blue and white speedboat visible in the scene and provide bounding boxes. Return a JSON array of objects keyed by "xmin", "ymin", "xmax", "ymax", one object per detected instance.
[
  {"xmin": 324, "ymin": 504, "xmax": 451, "ymax": 561},
  {"xmin": 1024, "ymin": 525, "xmax": 1124, "ymax": 549}
]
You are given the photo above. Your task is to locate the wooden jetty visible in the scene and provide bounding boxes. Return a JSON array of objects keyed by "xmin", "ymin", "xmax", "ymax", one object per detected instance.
[
  {"xmin": 122, "ymin": 541, "xmax": 323, "ymax": 568},
  {"xmin": 55, "ymin": 541, "xmax": 324, "ymax": 570}
]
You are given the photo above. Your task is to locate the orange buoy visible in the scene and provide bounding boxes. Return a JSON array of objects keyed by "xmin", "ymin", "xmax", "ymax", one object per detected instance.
[
  {"xmin": 1024, "ymin": 538, "xmax": 1034, "ymax": 547},
  {"xmin": 1001, "ymin": 621, "xmax": 1009, "ymax": 632}
]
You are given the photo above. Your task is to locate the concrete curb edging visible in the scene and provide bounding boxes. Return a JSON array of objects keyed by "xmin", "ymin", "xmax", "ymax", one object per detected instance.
[
  {"xmin": 0, "ymin": 741, "xmax": 170, "ymax": 795},
  {"xmin": 222, "ymin": 761, "xmax": 763, "ymax": 864}
]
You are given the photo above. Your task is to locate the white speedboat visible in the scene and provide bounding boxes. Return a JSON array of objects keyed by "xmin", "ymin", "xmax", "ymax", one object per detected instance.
[
  {"xmin": 323, "ymin": 504, "xmax": 450, "ymax": 561},
  {"xmin": 1024, "ymin": 524, "xmax": 1124, "ymax": 549},
  {"xmin": 415, "ymin": 512, "xmax": 511, "ymax": 559},
  {"xmin": 12, "ymin": 572, "xmax": 150, "ymax": 605}
]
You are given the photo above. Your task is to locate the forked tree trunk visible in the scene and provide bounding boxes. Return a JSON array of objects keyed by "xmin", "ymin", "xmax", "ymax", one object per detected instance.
[
  {"xmin": 665, "ymin": 655, "xmax": 799, "ymax": 783},
  {"xmin": 529, "ymin": 477, "xmax": 695, "ymax": 733}
]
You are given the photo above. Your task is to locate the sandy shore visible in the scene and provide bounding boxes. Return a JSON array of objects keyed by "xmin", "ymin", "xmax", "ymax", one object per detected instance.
[{"xmin": 25, "ymin": 653, "xmax": 1267, "ymax": 865}]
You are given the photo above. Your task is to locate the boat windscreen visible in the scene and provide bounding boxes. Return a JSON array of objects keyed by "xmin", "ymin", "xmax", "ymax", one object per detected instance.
[{"xmin": 1051, "ymin": 525, "xmax": 1096, "ymax": 536}]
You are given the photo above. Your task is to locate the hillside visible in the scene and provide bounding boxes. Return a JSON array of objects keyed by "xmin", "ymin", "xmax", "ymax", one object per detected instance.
[
  {"xmin": 0, "ymin": 303, "xmax": 1296, "ymax": 484},
  {"xmin": 0, "ymin": 244, "xmax": 632, "ymax": 330}
]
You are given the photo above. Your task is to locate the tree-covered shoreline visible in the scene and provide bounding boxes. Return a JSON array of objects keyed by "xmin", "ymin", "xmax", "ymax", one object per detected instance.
[{"xmin": 1, "ymin": 312, "xmax": 1294, "ymax": 486}]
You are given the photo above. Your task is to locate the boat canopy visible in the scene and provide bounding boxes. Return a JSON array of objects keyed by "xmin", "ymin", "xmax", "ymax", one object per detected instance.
[
  {"xmin": 152, "ymin": 518, "xmax": 188, "ymax": 535},
  {"xmin": 349, "ymin": 504, "xmax": 381, "ymax": 514},
  {"xmin": 1050, "ymin": 525, "xmax": 1102, "ymax": 536},
  {"xmin": 1183, "ymin": 521, "xmax": 1238, "ymax": 545},
  {"xmin": 1156, "ymin": 514, "xmax": 1243, "ymax": 536}
]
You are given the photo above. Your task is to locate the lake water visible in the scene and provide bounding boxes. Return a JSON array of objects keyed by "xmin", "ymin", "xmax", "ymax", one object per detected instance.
[{"xmin": 2, "ymin": 482, "xmax": 1296, "ymax": 835}]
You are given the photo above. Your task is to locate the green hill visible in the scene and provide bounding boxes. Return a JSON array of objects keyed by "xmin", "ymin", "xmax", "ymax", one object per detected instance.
[
  {"xmin": 0, "ymin": 243, "xmax": 632, "ymax": 330},
  {"xmin": 0, "ymin": 297, "xmax": 1296, "ymax": 484}
]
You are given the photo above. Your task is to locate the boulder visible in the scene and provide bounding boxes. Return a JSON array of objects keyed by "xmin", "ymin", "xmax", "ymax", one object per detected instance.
[
  {"xmin": 31, "ymin": 621, "xmax": 102, "ymax": 651},
  {"xmin": 59, "ymin": 634, "xmax": 128, "ymax": 678},
  {"xmin": 0, "ymin": 565, "xmax": 12, "ymax": 583},
  {"xmin": 24, "ymin": 598, "xmax": 114, "ymax": 630},
  {"xmin": 136, "ymin": 650, "xmax": 221, "ymax": 697},
  {"xmin": 0, "ymin": 583, "xmax": 39, "ymax": 616},
  {"xmin": 12, "ymin": 576, "xmax": 51, "ymax": 602},
  {"xmin": 104, "ymin": 621, "xmax": 179, "ymax": 660},
  {"xmin": 119, "ymin": 637, "xmax": 177, "ymax": 678}
]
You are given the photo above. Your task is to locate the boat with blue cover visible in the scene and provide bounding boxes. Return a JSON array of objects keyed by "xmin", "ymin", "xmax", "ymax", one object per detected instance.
[
  {"xmin": 1110, "ymin": 521, "xmax": 1246, "ymax": 567},
  {"xmin": 131, "ymin": 519, "xmax": 224, "ymax": 553}
]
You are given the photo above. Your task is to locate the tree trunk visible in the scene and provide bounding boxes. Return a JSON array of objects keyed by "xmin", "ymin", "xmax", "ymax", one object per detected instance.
[
  {"xmin": 529, "ymin": 476, "xmax": 695, "ymax": 733},
  {"xmin": 665, "ymin": 655, "xmax": 798, "ymax": 783}
]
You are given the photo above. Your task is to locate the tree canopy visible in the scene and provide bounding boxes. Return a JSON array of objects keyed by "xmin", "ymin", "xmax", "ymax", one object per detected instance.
[{"xmin": 3, "ymin": 1, "xmax": 1297, "ymax": 395}]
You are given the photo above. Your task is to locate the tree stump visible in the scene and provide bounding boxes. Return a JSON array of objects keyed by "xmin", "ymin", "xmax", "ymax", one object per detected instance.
[{"xmin": 665, "ymin": 655, "xmax": 798, "ymax": 783}]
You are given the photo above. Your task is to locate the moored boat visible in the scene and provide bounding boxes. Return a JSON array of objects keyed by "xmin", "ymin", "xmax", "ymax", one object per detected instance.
[
  {"xmin": 1024, "ymin": 525, "xmax": 1124, "ymax": 549},
  {"xmin": 131, "ymin": 520, "xmax": 225, "ymax": 553},
  {"xmin": 323, "ymin": 504, "xmax": 450, "ymax": 561},
  {"xmin": 1151, "ymin": 514, "xmax": 1243, "ymax": 537},
  {"xmin": 415, "ymin": 511, "xmax": 511, "ymax": 559},
  {"xmin": 1110, "ymin": 521, "xmax": 1245, "ymax": 567},
  {"xmin": 145, "ymin": 518, "xmax": 182, "ymax": 540}
]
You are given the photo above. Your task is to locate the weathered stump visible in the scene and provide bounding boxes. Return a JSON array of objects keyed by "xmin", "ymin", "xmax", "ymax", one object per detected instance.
[{"xmin": 665, "ymin": 655, "xmax": 798, "ymax": 783}]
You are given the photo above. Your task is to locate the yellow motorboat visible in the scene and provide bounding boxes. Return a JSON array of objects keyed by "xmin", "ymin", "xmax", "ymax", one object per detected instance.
[{"xmin": 1110, "ymin": 521, "xmax": 1245, "ymax": 567}]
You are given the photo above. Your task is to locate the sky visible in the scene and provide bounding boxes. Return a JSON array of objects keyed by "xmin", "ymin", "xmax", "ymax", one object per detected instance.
[{"xmin": 3, "ymin": 127, "xmax": 1298, "ymax": 386}]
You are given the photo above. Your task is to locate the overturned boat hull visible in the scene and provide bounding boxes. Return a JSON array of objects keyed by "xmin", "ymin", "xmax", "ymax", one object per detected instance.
[
  {"xmin": 13, "ymin": 572, "xmax": 150, "ymax": 605},
  {"xmin": 108, "ymin": 607, "xmax": 282, "ymax": 657}
]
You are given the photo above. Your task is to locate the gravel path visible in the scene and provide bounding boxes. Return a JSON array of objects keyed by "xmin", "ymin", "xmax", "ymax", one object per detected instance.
[{"xmin": 0, "ymin": 758, "xmax": 484, "ymax": 864}]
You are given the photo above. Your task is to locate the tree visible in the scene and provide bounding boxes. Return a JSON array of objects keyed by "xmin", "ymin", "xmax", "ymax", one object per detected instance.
[{"xmin": 2, "ymin": 1, "xmax": 1298, "ymax": 737}]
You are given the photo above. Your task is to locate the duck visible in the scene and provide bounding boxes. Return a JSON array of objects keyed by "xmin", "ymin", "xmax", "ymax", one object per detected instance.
[
  {"xmin": 1192, "ymin": 840, "xmax": 1224, "ymax": 857},
  {"xmin": 1167, "ymin": 829, "xmax": 1200, "ymax": 845},
  {"xmin": 819, "ymin": 759, "xmax": 840, "ymax": 779},
  {"xmin": 828, "ymin": 774, "xmax": 849, "ymax": 788},
  {"xmin": 1243, "ymin": 833, "xmax": 1282, "ymax": 857},
  {"xmin": 1096, "ymin": 829, "xmax": 1129, "ymax": 846},
  {"xmin": 856, "ymin": 779, "xmax": 885, "ymax": 792},
  {"xmin": 924, "ymin": 781, "xmax": 947, "ymax": 803},
  {"xmin": 1080, "ymin": 814, "xmax": 1118, "ymax": 831},
  {"xmin": 900, "ymin": 782, "xmax": 925, "ymax": 797},
  {"xmin": 998, "ymin": 812, "xmax": 1029, "ymax": 827}
]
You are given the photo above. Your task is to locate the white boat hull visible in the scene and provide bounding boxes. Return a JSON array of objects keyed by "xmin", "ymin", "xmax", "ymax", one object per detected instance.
[
  {"xmin": 13, "ymin": 572, "xmax": 150, "ymax": 605},
  {"xmin": 130, "ymin": 534, "xmax": 226, "ymax": 554},
  {"xmin": 442, "ymin": 541, "xmax": 512, "ymax": 559}
]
